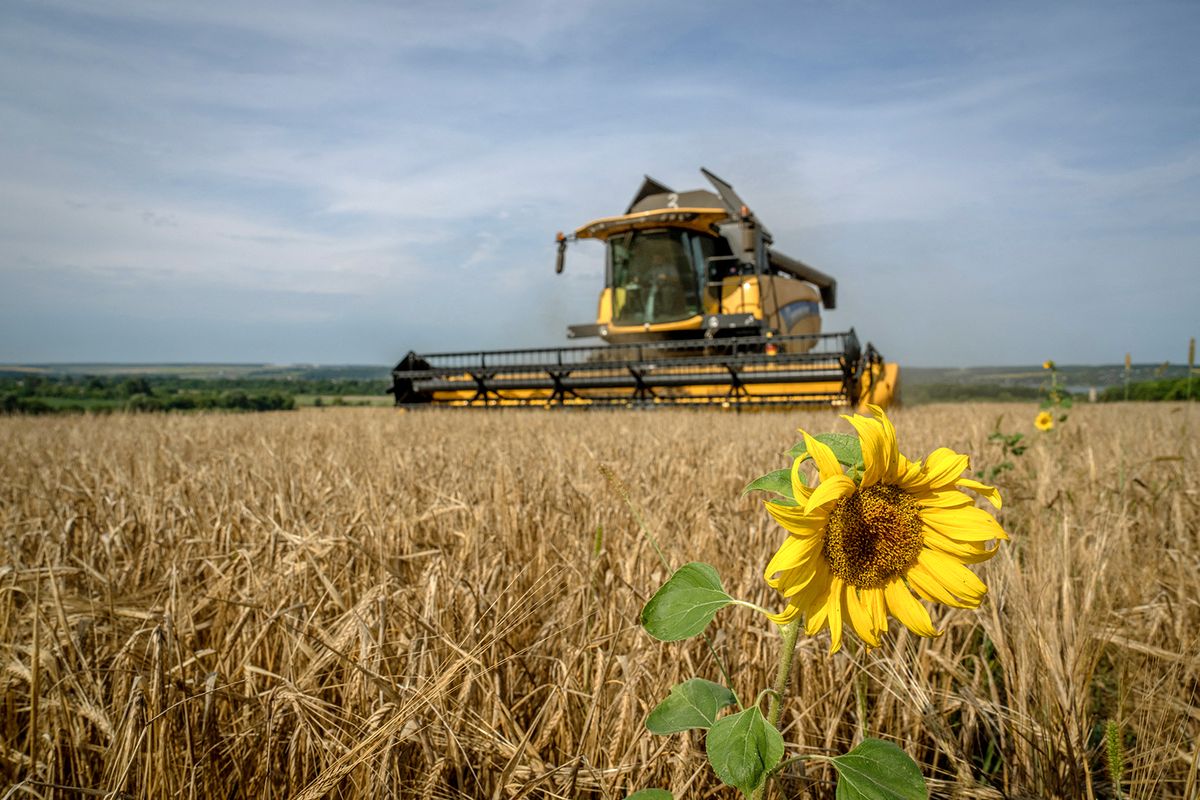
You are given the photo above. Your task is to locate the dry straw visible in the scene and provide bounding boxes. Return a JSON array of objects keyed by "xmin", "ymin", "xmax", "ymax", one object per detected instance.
[{"xmin": 1, "ymin": 404, "xmax": 1197, "ymax": 797}]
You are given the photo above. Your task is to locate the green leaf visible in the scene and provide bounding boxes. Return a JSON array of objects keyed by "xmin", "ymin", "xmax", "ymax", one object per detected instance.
[
  {"xmin": 829, "ymin": 738, "xmax": 927, "ymax": 800},
  {"xmin": 787, "ymin": 432, "xmax": 863, "ymax": 468},
  {"xmin": 646, "ymin": 678, "xmax": 738, "ymax": 735},
  {"xmin": 640, "ymin": 563, "xmax": 733, "ymax": 641},
  {"xmin": 705, "ymin": 706, "xmax": 784, "ymax": 796},
  {"xmin": 741, "ymin": 468, "xmax": 801, "ymax": 500},
  {"xmin": 625, "ymin": 790, "xmax": 672, "ymax": 800}
]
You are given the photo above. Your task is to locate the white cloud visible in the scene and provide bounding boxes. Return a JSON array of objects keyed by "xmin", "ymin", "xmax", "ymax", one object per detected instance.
[{"xmin": 1, "ymin": 0, "xmax": 1196, "ymax": 363}]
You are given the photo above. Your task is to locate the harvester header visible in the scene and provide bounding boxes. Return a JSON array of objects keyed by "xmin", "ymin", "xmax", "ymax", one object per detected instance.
[{"xmin": 393, "ymin": 168, "xmax": 899, "ymax": 409}]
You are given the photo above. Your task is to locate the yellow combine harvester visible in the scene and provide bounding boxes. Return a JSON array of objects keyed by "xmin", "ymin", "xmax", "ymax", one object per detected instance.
[{"xmin": 391, "ymin": 169, "xmax": 899, "ymax": 409}]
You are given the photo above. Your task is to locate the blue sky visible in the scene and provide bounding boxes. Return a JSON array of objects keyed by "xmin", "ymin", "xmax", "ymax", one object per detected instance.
[{"xmin": 1, "ymin": 0, "xmax": 1196, "ymax": 367}]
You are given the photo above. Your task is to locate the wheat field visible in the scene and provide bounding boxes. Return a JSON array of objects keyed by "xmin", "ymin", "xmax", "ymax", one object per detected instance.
[{"xmin": 1, "ymin": 404, "xmax": 1197, "ymax": 799}]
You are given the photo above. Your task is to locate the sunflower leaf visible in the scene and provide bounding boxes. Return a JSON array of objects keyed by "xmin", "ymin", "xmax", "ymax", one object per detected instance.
[
  {"xmin": 828, "ymin": 738, "xmax": 927, "ymax": 800},
  {"xmin": 787, "ymin": 433, "xmax": 863, "ymax": 468},
  {"xmin": 705, "ymin": 705, "xmax": 784, "ymax": 796},
  {"xmin": 741, "ymin": 468, "xmax": 799, "ymax": 500},
  {"xmin": 646, "ymin": 678, "xmax": 738, "ymax": 735},
  {"xmin": 625, "ymin": 791, "xmax": 673, "ymax": 800},
  {"xmin": 640, "ymin": 563, "xmax": 732, "ymax": 641}
]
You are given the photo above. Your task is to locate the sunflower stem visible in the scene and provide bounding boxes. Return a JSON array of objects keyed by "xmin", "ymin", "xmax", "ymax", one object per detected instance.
[
  {"xmin": 850, "ymin": 642, "xmax": 868, "ymax": 743},
  {"xmin": 767, "ymin": 619, "xmax": 801, "ymax": 728},
  {"xmin": 754, "ymin": 618, "xmax": 802, "ymax": 800}
]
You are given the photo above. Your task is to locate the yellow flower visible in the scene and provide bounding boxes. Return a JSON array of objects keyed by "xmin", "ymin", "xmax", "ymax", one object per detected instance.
[
  {"xmin": 762, "ymin": 406, "xmax": 1006, "ymax": 653},
  {"xmin": 1043, "ymin": 360, "xmax": 1055, "ymax": 370},
  {"xmin": 1035, "ymin": 411, "xmax": 1054, "ymax": 431}
]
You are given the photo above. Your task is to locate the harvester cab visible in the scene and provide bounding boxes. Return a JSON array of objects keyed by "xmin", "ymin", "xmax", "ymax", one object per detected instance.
[
  {"xmin": 392, "ymin": 169, "xmax": 899, "ymax": 409},
  {"xmin": 557, "ymin": 168, "xmax": 837, "ymax": 347}
]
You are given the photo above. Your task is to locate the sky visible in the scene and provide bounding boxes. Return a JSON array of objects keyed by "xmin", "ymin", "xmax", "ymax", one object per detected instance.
[{"xmin": 1, "ymin": 0, "xmax": 1197, "ymax": 367}]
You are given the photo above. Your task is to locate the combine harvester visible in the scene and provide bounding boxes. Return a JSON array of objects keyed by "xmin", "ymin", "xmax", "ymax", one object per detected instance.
[{"xmin": 391, "ymin": 169, "xmax": 899, "ymax": 409}]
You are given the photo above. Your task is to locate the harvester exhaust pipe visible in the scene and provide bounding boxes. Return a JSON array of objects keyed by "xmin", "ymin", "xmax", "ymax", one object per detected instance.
[
  {"xmin": 738, "ymin": 204, "xmax": 756, "ymax": 263},
  {"xmin": 555, "ymin": 232, "xmax": 567, "ymax": 273}
]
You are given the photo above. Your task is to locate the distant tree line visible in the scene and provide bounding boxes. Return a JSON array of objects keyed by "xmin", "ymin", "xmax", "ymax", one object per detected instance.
[
  {"xmin": 124, "ymin": 391, "xmax": 295, "ymax": 412},
  {"xmin": 0, "ymin": 374, "xmax": 383, "ymax": 400},
  {"xmin": 0, "ymin": 374, "xmax": 314, "ymax": 415},
  {"xmin": 1, "ymin": 395, "xmax": 55, "ymax": 415},
  {"xmin": 1099, "ymin": 377, "xmax": 1195, "ymax": 402}
]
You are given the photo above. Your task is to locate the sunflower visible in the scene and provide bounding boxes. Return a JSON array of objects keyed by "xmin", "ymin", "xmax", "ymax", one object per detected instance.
[
  {"xmin": 1035, "ymin": 411, "xmax": 1054, "ymax": 431},
  {"xmin": 1043, "ymin": 360, "xmax": 1055, "ymax": 370},
  {"xmin": 762, "ymin": 406, "xmax": 1007, "ymax": 652}
]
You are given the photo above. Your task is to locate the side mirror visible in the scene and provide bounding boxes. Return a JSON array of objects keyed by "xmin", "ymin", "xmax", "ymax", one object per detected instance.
[{"xmin": 555, "ymin": 233, "xmax": 567, "ymax": 274}]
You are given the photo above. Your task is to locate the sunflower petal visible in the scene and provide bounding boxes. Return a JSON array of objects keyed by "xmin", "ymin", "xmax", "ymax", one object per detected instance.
[
  {"xmin": 844, "ymin": 586, "xmax": 880, "ymax": 648},
  {"xmin": 842, "ymin": 413, "xmax": 886, "ymax": 487},
  {"xmin": 920, "ymin": 447, "xmax": 970, "ymax": 489},
  {"xmin": 766, "ymin": 600, "xmax": 802, "ymax": 624},
  {"xmin": 803, "ymin": 431, "xmax": 844, "ymax": 482},
  {"xmin": 922, "ymin": 528, "xmax": 1000, "ymax": 563},
  {"xmin": 955, "ymin": 477, "xmax": 1002, "ymax": 509},
  {"xmin": 804, "ymin": 474, "xmax": 854, "ymax": 514},
  {"xmin": 805, "ymin": 593, "xmax": 830, "ymax": 636},
  {"xmin": 827, "ymin": 577, "xmax": 845, "ymax": 653},
  {"xmin": 922, "ymin": 505, "xmax": 1009, "ymax": 542},
  {"xmin": 767, "ymin": 563, "xmax": 815, "ymax": 595},
  {"xmin": 868, "ymin": 587, "xmax": 887, "ymax": 636},
  {"xmin": 870, "ymin": 406, "xmax": 902, "ymax": 482},
  {"xmin": 771, "ymin": 570, "xmax": 816, "ymax": 597},
  {"xmin": 802, "ymin": 567, "xmax": 834, "ymax": 635},
  {"xmin": 787, "ymin": 557, "xmax": 831, "ymax": 604},
  {"xmin": 763, "ymin": 500, "xmax": 825, "ymax": 536},
  {"xmin": 884, "ymin": 578, "xmax": 939, "ymax": 638},
  {"xmin": 895, "ymin": 454, "xmax": 924, "ymax": 487},
  {"xmin": 789, "ymin": 454, "xmax": 813, "ymax": 503},
  {"xmin": 917, "ymin": 548, "xmax": 988, "ymax": 603},
  {"xmin": 764, "ymin": 535, "xmax": 823, "ymax": 582},
  {"xmin": 913, "ymin": 488, "xmax": 975, "ymax": 509},
  {"xmin": 907, "ymin": 560, "xmax": 975, "ymax": 608},
  {"xmin": 772, "ymin": 561, "xmax": 825, "ymax": 598}
]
